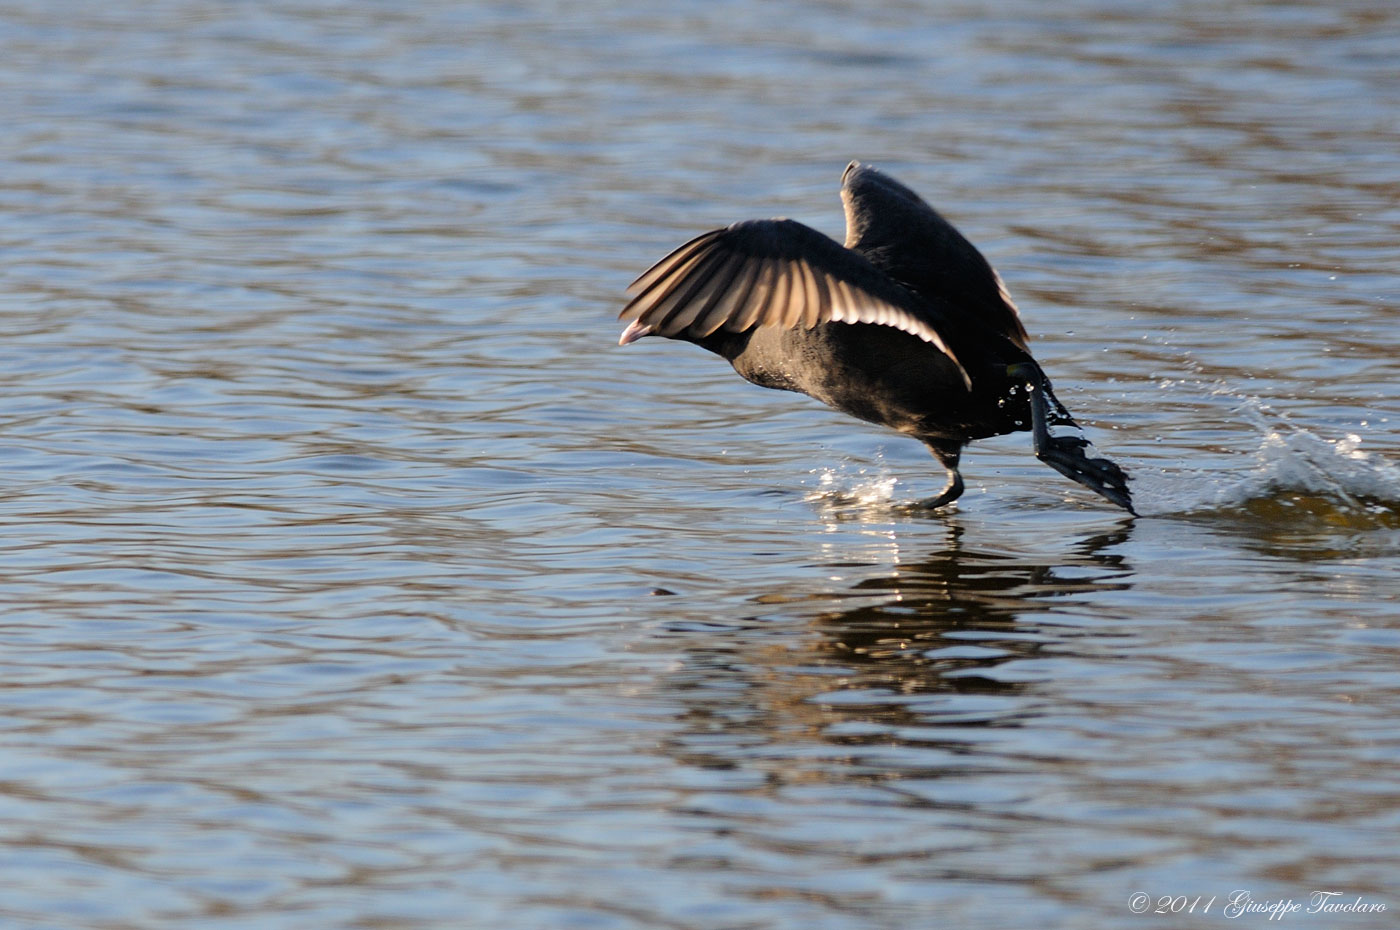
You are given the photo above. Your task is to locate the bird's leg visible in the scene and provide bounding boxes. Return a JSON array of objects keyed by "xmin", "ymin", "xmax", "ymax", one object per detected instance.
[
  {"xmin": 919, "ymin": 440, "xmax": 964, "ymax": 509},
  {"xmin": 1009, "ymin": 363, "xmax": 1136, "ymax": 514}
]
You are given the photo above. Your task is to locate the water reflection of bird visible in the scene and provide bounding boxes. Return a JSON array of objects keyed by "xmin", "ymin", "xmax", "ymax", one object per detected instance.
[
  {"xmin": 660, "ymin": 527, "xmax": 1135, "ymax": 777},
  {"xmin": 619, "ymin": 162, "xmax": 1134, "ymax": 513},
  {"xmin": 812, "ymin": 527, "xmax": 1134, "ymax": 693}
]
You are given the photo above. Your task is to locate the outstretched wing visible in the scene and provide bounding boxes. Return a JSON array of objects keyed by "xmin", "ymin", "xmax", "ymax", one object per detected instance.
[
  {"xmin": 841, "ymin": 161, "xmax": 1030, "ymax": 353},
  {"xmin": 619, "ymin": 219, "xmax": 969, "ymax": 388}
]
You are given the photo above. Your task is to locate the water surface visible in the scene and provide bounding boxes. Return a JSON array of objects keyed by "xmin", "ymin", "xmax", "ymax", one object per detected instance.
[{"xmin": 1, "ymin": 2, "xmax": 1398, "ymax": 928}]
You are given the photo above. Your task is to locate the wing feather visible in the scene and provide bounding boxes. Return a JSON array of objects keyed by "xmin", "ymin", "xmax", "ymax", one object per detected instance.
[
  {"xmin": 791, "ymin": 260, "xmax": 817, "ymax": 329},
  {"xmin": 620, "ymin": 218, "xmax": 970, "ymax": 388},
  {"xmin": 727, "ymin": 258, "xmax": 775, "ymax": 333},
  {"xmin": 694, "ymin": 258, "xmax": 760, "ymax": 337},
  {"xmin": 632, "ymin": 250, "xmax": 729, "ymax": 331},
  {"xmin": 659, "ymin": 251, "xmax": 744, "ymax": 334},
  {"xmin": 627, "ymin": 229, "xmax": 722, "ymax": 297},
  {"xmin": 803, "ymin": 261, "xmax": 829, "ymax": 330},
  {"xmin": 760, "ymin": 258, "xmax": 791, "ymax": 330}
]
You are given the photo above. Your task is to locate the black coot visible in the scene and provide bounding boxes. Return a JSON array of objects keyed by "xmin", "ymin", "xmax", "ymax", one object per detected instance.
[{"xmin": 618, "ymin": 162, "xmax": 1134, "ymax": 514}]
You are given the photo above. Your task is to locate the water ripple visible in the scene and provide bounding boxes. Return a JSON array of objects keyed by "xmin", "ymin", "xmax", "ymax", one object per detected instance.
[{"xmin": 1, "ymin": 1, "xmax": 1398, "ymax": 928}]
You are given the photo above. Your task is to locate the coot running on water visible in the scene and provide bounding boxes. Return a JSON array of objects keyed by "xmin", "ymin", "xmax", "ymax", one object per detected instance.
[{"xmin": 618, "ymin": 162, "xmax": 1134, "ymax": 514}]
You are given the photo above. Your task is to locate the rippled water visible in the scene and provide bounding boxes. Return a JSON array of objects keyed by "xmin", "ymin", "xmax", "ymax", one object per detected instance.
[{"xmin": 2, "ymin": 2, "xmax": 1398, "ymax": 928}]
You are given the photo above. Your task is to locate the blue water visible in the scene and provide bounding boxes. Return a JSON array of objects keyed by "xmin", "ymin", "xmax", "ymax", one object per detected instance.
[{"xmin": 1, "ymin": 2, "xmax": 1397, "ymax": 928}]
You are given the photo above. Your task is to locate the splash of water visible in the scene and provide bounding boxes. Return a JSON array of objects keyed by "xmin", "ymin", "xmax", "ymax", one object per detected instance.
[
  {"xmin": 800, "ymin": 379, "xmax": 1399, "ymax": 522},
  {"xmin": 803, "ymin": 454, "xmax": 900, "ymax": 507},
  {"xmin": 1132, "ymin": 430, "xmax": 1397, "ymax": 515},
  {"xmin": 1131, "ymin": 389, "xmax": 1400, "ymax": 518}
]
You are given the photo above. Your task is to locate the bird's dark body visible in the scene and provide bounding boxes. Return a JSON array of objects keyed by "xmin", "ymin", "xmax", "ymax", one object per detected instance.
[
  {"xmin": 700, "ymin": 324, "xmax": 1029, "ymax": 443},
  {"xmin": 618, "ymin": 162, "xmax": 1134, "ymax": 513}
]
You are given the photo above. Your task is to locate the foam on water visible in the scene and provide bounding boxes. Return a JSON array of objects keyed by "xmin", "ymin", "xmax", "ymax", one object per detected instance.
[
  {"xmin": 1131, "ymin": 391, "xmax": 1400, "ymax": 519},
  {"xmin": 803, "ymin": 454, "xmax": 901, "ymax": 508}
]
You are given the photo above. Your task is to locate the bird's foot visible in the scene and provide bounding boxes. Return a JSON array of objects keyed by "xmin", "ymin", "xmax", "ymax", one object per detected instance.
[
  {"xmin": 917, "ymin": 469, "xmax": 964, "ymax": 510},
  {"xmin": 1020, "ymin": 368, "xmax": 1136, "ymax": 515},
  {"xmin": 1035, "ymin": 434, "xmax": 1136, "ymax": 514}
]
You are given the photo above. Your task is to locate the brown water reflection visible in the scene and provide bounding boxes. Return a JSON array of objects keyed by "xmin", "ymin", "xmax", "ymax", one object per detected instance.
[
  {"xmin": 3, "ymin": 0, "xmax": 1399, "ymax": 928},
  {"xmin": 665, "ymin": 527, "xmax": 1134, "ymax": 772}
]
